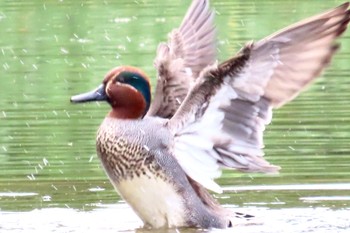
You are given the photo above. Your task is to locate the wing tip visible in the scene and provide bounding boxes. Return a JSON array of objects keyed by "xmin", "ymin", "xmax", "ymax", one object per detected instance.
[
  {"xmin": 239, "ymin": 163, "xmax": 281, "ymax": 174},
  {"xmin": 338, "ymin": 2, "xmax": 350, "ymax": 10},
  {"xmin": 264, "ymin": 164, "xmax": 281, "ymax": 174}
]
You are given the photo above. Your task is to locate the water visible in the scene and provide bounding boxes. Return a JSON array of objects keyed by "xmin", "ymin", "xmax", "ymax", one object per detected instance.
[{"xmin": 1, "ymin": 0, "xmax": 350, "ymax": 232}]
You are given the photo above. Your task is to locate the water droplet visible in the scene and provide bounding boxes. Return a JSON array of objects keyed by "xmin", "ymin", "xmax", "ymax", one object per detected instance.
[
  {"xmin": 27, "ymin": 174, "xmax": 36, "ymax": 180},
  {"xmin": 3, "ymin": 62, "xmax": 10, "ymax": 70},
  {"xmin": 155, "ymin": 17, "xmax": 165, "ymax": 23},
  {"xmin": 60, "ymin": 47, "xmax": 69, "ymax": 54},
  {"xmin": 42, "ymin": 195, "xmax": 51, "ymax": 202},
  {"xmin": 117, "ymin": 45, "xmax": 126, "ymax": 51},
  {"xmin": 175, "ymin": 98, "xmax": 181, "ymax": 104},
  {"xmin": 184, "ymin": 67, "xmax": 192, "ymax": 76},
  {"xmin": 143, "ymin": 145, "xmax": 150, "ymax": 151},
  {"xmin": 43, "ymin": 158, "xmax": 49, "ymax": 166},
  {"xmin": 240, "ymin": 19, "xmax": 245, "ymax": 26},
  {"xmin": 65, "ymin": 111, "xmax": 70, "ymax": 118},
  {"xmin": 113, "ymin": 17, "xmax": 131, "ymax": 23},
  {"xmin": 88, "ymin": 187, "xmax": 105, "ymax": 192}
]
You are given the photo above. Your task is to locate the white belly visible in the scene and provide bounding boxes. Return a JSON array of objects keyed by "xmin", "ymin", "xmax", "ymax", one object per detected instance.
[{"xmin": 115, "ymin": 172, "xmax": 187, "ymax": 228}]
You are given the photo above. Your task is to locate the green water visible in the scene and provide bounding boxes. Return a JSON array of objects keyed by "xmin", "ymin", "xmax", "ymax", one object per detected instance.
[{"xmin": 0, "ymin": 0, "xmax": 350, "ymax": 232}]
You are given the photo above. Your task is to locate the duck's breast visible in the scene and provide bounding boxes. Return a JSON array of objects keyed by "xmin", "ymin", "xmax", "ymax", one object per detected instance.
[
  {"xmin": 96, "ymin": 117, "xmax": 187, "ymax": 228},
  {"xmin": 116, "ymin": 168, "xmax": 187, "ymax": 228}
]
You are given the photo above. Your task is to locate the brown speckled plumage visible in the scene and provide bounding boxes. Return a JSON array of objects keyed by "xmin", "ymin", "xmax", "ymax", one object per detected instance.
[
  {"xmin": 96, "ymin": 118, "xmax": 167, "ymax": 183},
  {"xmin": 96, "ymin": 135, "xmax": 158, "ymax": 182}
]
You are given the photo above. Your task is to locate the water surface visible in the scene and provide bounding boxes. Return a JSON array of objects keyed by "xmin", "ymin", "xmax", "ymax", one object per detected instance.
[{"xmin": 0, "ymin": 0, "xmax": 350, "ymax": 232}]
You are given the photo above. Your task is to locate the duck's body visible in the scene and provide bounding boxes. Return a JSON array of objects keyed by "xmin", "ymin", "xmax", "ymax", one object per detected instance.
[
  {"xmin": 96, "ymin": 117, "xmax": 230, "ymax": 228},
  {"xmin": 71, "ymin": 0, "xmax": 350, "ymax": 229},
  {"xmin": 97, "ymin": 118, "xmax": 185, "ymax": 228}
]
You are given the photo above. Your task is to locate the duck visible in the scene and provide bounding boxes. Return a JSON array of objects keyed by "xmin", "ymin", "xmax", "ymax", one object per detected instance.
[{"xmin": 70, "ymin": 0, "xmax": 350, "ymax": 229}]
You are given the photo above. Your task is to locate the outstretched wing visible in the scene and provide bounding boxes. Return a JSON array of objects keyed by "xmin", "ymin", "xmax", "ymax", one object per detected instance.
[
  {"xmin": 166, "ymin": 3, "xmax": 350, "ymax": 193},
  {"xmin": 147, "ymin": 0, "xmax": 216, "ymax": 118}
]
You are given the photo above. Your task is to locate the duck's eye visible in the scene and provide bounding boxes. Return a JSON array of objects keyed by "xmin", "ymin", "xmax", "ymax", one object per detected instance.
[
  {"xmin": 114, "ymin": 74, "xmax": 125, "ymax": 83},
  {"xmin": 115, "ymin": 72, "xmax": 144, "ymax": 86}
]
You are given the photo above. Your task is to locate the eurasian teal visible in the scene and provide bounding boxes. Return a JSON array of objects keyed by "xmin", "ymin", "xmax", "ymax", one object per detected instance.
[{"xmin": 70, "ymin": 0, "xmax": 350, "ymax": 229}]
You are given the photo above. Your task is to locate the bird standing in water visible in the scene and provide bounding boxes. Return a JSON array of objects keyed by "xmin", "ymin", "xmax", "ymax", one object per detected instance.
[{"xmin": 71, "ymin": 0, "xmax": 350, "ymax": 229}]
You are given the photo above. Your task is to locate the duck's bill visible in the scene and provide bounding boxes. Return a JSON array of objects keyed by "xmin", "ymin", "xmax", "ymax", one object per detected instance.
[{"xmin": 70, "ymin": 84, "xmax": 107, "ymax": 103}]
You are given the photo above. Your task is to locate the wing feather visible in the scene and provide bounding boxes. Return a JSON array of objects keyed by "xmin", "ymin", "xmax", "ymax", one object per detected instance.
[
  {"xmin": 166, "ymin": 3, "xmax": 350, "ymax": 193},
  {"xmin": 147, "ymin": 0, "xmax": 217, "ymax": 118}
]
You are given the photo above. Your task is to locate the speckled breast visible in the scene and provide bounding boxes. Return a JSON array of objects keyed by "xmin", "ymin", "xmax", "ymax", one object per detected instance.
[{"xmin": 95, "ymin": 121, "xmax": 161, "ymax": 184}]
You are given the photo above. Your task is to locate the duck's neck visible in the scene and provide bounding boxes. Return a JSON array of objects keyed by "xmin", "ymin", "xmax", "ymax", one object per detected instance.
[{"xmin": 108, "ymin": 107, "xmax": 144, "ymax": 120}]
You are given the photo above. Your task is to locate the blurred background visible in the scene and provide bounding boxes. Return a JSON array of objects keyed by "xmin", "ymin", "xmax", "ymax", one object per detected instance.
[{"xmin": 0, "ymin": 0, "xmax": 349, "ymax": 232}]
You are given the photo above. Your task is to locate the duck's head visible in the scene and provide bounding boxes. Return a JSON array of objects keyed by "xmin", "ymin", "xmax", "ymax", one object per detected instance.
[{"xmin": 70, "ymin": 66, "xmax": 151, "ymax": 119}]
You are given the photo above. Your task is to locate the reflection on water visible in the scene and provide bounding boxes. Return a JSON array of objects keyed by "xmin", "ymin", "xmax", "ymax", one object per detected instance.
[
  {"xmin": 1, "ymin": 206, "xmax": 349, "ymax": 233},
  {"xmin": 0, "ymin": 0, "xmax": 350, "ymax": 232}
]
